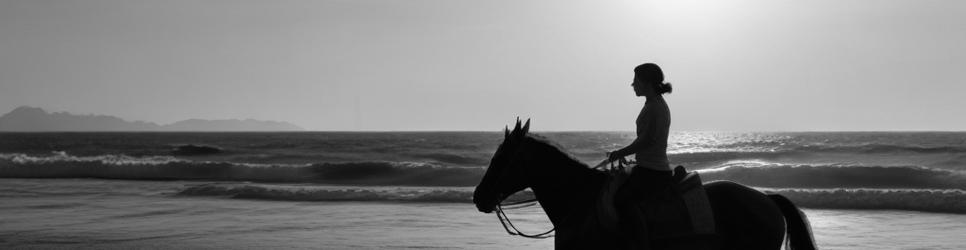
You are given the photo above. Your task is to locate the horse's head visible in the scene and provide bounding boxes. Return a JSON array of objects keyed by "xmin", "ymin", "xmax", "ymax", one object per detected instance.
[{"xmin": 474, "ymin": 118, "xmax": 533, "ymax": 213}]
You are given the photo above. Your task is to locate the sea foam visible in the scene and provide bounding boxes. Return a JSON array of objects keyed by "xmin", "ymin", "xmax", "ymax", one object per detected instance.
[
  {"xmin": 766, "ymin": 188, "xmax": 966, "ymax": 214},
  {"xmin": 699, "ymin": 163, "xmax": 966, "ymax": 189},
  {"xmin": 4, "ymin": 153, "xmax": 966, "ymax": 189},
  {"xmin": 176, "ymin": 183, "xmax": 966, "ymax": 214},
  {"xmin": 0, "ymin": 152, "xmax": 483, "ymax": 186}
]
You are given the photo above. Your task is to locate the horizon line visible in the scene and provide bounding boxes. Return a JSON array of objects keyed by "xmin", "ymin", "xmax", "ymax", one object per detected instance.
[{"xmin": 1, "ymin": 130, "xmax": 964, "ymax": 133}]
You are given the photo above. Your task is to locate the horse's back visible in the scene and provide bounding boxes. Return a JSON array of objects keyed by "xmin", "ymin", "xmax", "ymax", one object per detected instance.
[
  {"xmin": 704, "ymin": 181, "xmax": 785, "ymax": 249},
  {"xmin": 555, "ymin": 176, "xmax": 787, "ymax": 250}
]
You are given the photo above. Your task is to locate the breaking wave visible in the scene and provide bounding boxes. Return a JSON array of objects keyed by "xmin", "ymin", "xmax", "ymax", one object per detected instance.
[
  {"xmin": 176, "ymin": 184, "xmax": 536, "ymax": 203},
  {"xmin": 4, "ymin": 153, "xmax": 966, "ymax": 190},
  {"xmin": 178, "ymin": 184, "xmax": 477, "ymax": 202},
  {"xmin": 699, "ymin": 163, "xmax": 966, "ymax": 189},
  {"xmin": 665, "ymin": 143, "xmax": 966, "ymax": 167},
  {"xmin": 766, "ymin": 188, "xmax": 966, "ymax": 214},
  {"xmin": 175, "ymin": 183, "xmax": 966, "ymax": 214},
  {"xmin": 791, "ymin": 143, "xmax": 966, "ymax": 154},
  {"xmin": 0, "ymin": 152, "xmax": 483, "ymax": 186},
  {"xmin": 5, "ymin": 152, "xmax": 966, "ymax": 214}
]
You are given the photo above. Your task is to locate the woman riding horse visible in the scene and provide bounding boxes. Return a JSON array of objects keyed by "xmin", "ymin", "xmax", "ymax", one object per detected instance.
[
  {"xmin": 473, "ymin": 119, "xmax": 817, "ymax": 249},
  {"xmin": 472, "ymin": 64, "xmax": 818, "ymax": 249},
  {"xmin": 608, "ymin": 63, "xmax": 675, "ymax": 250}
]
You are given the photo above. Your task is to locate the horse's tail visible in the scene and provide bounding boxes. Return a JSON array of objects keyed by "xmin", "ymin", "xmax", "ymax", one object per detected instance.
[{"xmin": 768, "ymin": 194, "xmax": 817, "ymax": 250}]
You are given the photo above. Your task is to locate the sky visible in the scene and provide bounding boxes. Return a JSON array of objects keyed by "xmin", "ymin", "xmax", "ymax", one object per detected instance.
[{"xmin": 1, "ymin": 0, "xmax": 964, "ymax": 131}]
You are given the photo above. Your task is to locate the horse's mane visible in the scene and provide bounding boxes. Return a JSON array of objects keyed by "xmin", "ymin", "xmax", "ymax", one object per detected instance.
[{"xmin": 525, "ymin": 134, "xmax": 593, "ymax": 169}]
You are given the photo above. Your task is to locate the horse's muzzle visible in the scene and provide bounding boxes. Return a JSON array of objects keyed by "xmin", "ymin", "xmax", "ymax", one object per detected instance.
[
  {"xmin": 475, "ymin": 201, "xmax": 495, "ymax": 213},
  {"xmin": 473, "ymin": 189, "xmax": 497, "ymax": 213}
]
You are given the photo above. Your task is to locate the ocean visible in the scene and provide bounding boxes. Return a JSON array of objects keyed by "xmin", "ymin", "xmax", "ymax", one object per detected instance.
[{"xmin": 2, "ymin": 131, "xmax": 965, "ymax": 249}]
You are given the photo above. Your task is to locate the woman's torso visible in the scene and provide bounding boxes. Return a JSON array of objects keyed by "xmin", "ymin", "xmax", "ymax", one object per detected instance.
[{"xmin": 635, "ymin": 97, "xmax": 671, "ymax": 171}]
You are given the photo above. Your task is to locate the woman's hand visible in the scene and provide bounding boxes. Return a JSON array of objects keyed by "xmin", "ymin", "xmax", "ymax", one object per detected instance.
[{"xmin": 607, "ymin": 151, "xmax": 621, "ymax": 162}]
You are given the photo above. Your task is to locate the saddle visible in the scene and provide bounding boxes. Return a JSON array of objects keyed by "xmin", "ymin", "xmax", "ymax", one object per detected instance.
[{"xmin": 597, "ymin": 165, "xmax": 717, "ymax": 248}]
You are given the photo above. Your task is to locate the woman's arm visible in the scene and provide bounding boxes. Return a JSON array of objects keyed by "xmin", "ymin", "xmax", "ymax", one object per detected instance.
[
  {"xmin": 609, "ymin": 136, "xmax": 656, "ymax": 161},
  {"xmin": 609, "ymin": 104, "xmax": 659, "ymax": 161}
]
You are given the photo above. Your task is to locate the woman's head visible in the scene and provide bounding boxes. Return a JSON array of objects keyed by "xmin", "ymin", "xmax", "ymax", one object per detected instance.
[{"xmin": 632, "ymin": 63, "xmax": 672, "ymax": 97}]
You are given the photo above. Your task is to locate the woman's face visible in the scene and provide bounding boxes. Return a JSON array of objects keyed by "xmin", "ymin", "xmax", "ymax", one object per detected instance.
[{"xmin": 631, "ymin": 77, "xmax": 652, "ymax": 97}]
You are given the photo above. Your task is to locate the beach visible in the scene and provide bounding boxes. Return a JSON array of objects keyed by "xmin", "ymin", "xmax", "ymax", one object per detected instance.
[
  {"xmin": 2, "ymin": 131, "xmax": 966, "ymax": 249},
  {"xmin": 2, "ymin": 179, "xmax": 965, "ymax": 250}
]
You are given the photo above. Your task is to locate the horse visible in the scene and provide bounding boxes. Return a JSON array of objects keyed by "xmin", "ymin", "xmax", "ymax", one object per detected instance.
[{"xmin": 473, "ymin": 119, "xmax": 817, "ymax": 250}]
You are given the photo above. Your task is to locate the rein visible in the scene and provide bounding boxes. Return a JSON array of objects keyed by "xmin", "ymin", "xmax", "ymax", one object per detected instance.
[
  {"xmin": 493, "ymin": 158, "xmax": 630, "ymax": 239},
  {"xmin": 496, "ymin": 197, "xmax": 555, "ymax": 238}
]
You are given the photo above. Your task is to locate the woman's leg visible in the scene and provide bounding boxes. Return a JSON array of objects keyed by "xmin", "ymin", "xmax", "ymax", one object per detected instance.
[{"xmin": 615, "ymin": 166, "xmax": 673, "ymax": 249}]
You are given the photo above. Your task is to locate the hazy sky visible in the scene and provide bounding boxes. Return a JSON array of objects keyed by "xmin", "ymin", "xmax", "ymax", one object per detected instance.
[{"xmin": 1, "ymin": 0, "xmax": 964, "ymax": 131}]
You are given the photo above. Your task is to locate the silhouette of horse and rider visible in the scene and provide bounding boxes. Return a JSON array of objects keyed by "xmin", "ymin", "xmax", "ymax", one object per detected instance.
[{"xmin": 473, "ymin": 63, "xmax": 817, "ymax": 250}]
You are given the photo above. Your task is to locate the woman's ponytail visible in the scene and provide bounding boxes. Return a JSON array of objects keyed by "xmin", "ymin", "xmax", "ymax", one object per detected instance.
[{"xmin": 657, "ymin": 82, "xmax": 673, "ymax": 94}]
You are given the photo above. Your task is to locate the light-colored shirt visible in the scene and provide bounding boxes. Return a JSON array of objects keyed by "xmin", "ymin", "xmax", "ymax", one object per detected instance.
[{"xmin": 634, "ymin": 97, "xmax": 671, "ymax": 171}]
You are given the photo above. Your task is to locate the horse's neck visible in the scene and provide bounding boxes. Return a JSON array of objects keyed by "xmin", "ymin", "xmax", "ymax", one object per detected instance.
[{"xmin": 524, "ymin": 139, "xmax": 605, "ymax": 226}]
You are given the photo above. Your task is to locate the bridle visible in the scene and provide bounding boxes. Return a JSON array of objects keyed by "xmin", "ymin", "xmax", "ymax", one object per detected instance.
[
  {"xmin": 492, "ymin": 157, "xmax": 629, "ymax": 239},
  {"xmin": 496, "ymin": 195, "xmax": 555, "ymax": 238},
  {"xmin": 490, "ymin": 137, "xmax": 556, "ymax": 238}
]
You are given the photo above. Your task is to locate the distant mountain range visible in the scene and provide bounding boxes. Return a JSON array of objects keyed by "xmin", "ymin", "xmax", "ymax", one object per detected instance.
[{"xmin": 0, "ymin": 106, "xmax": 304, "ymax": 132}]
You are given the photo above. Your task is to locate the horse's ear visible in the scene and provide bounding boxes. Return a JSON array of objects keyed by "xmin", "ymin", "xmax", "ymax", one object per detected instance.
[
  {"xmin": 504, "ymin": 125, "xmax": 509, "ymax": 138},
  {"xmin": 513, "ymin": 118, "xmax": 522, "ymax": 133},
  {"xmin": 522, "ymin": 118, "xmax": 530, "ymax": 135}
]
